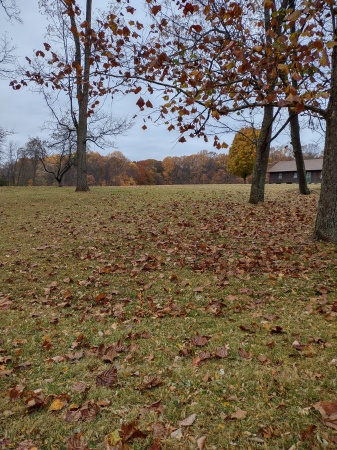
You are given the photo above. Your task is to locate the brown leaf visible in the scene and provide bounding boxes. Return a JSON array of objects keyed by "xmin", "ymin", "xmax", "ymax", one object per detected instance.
[
  {"xmin": 149, "ymin": 439, "xmax": 161, "ymax": 450},
  {"xmin": 143, "ymin": 399, "xmax": 164, "ymax": 415},
  {"xmin": 67, "ymin": 433, "xmax": 89, "ymax": 450},
  {"xmin": 65, "ymin": 400, "xmax": 98, "ymax": 423},
  {"xmin": 96, "ymin": 367, "xmax": 118, "ymax": 388},
  {"xmin": 71, "ymin": 382, "xmax": 90, "ymax": 394},
  {"xmin": 191, "ymin": 334, "xmax": 209, "ymax": 347},
  {"xmin": 152, "ymin": 422, "xmax": 168, "ymax": 439},
  {"xmin": 300, "ymin": 424, "xmax": 316, "ymax": 441},
  {"xmin": 179, "ymin": 413, "xmax": 196, "ymax": 427},
  {"xmin": 95, "ymin": 292, "xmax": 107, "ymax": 303},
  {"xmin": 270, "ymin": 326, "xmax": 285, "ymax": 334},
  {"xmin": 238, "ymin": 348, "xmax": 252, "ymax": 359},
  {"xmin": 292, "ymin": 341, "xmax": 316, "ymax": 357},
  {"xmin": 8, "ymin": 384, "xmax": 25, "ymax": 400},
  {"xmin": 137, "ymin": 375, "xmax": 163, "ymax": 391},
  {"xmin": 257, "ymin": 354, "xmax": 271, "ymax": 365},
  {"xmin": 16, "ymin": 441, "xmax": 38, "ymax": 450},
  {"xmin": 0, "ymin": 298, "xmax": 13, "ymax": 309},
  {"xmin": 97, "ymin": 344, "xmax": 118, "ymax": 363},
  {"xmin": 170, "ymin": 428, "xmax": 183, "ymax": 439},
  {"xmin": 214, "ymin": 345, "xmax": 229, "ymax": 358},
  {"xmin": 197, "ymin": 436, "xmax": 206, "ymax": 450},
  {"xmin": 25, "ymin": 391, "xmax": 47, "ymax": 409},
  {"xmin": 314, "ymin": 401, "xmax": 337, "ymax": 430},
  {"xmin": 120, "ymin": 421, "xmax": 148, "ymax": 441},
  {"xmin": 193, "ymin": 351, "xmax": 212, "ymax": 366},
  {"xmin": 230, "ymin": 409, "xmax": 247, "ymax": 420}
]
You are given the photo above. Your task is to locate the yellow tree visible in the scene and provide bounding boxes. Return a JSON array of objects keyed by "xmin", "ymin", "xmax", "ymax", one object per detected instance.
[{"xmin": 227, "ymin": 128, "xmax": 259, "ymax": 184}]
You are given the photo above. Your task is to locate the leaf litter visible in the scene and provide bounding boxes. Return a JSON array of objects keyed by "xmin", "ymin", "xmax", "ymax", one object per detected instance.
[{"xmin": 1, "ymin": 185, "xmax": 337, "ymax": 449}]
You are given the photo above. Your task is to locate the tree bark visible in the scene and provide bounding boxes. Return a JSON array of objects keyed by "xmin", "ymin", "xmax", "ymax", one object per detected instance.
[
  {"xmin": 249, "ymin": 105, "xmax": 273, "ymax": 204},
  {"xmin": 313, "ymin": 45, "xmax": 337, "ymax": 242},
  {"xmin": 289, "ymin": 111, "xmax": 310, "ymax": 195},
  {"xmin": 74, "ymin": 0, "xmax": 92, "ymax": 192}
]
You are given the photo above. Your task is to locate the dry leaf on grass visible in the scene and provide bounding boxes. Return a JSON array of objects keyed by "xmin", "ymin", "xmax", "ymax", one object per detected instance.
[
  {"xmin": 15, "ymin": 441, "xmax": 38, "ymax": 450},
  {"xmin": 197, "ymin": 435, "xmax": 206, "ymax": 450},
  {"xmin": 136, "ymin": 375, "xmax": 163, "ymax": 391},
  {"xmin": 67, "ymin": 433, "xmax": 89, "ymax": 450},
  {"xmin": 49, "ymin": 397, "xmax": 68, "ymax": 412},
  {"xmin": 214, "ymin": 345, "xmax": 229, "ymax": 358},
  {"xmin": 104, "ymin": 430, "xmax": 121, "ymax": 448},
  {"xmin": 119, "ymin": 421, "xmax": 148, "ymax": 441},
  {"xmin": 170, "ymin": 428, "xmax": 183, "ymax": 440},
  {"xmin": 152, "ymin": 422, "xmax": 169, "ymax": 439},
  {"xmin": 65, "ymin": 400, "xmax": 98, "ymax": 423},
  {"xmin": 179, "ymin": 413, "xmax": 196, "ymax": 427},
  {"xmin": 238, "ymin": 348, "xmax": 252, "ymax": 360},
  {"xmin": 149, "ymin": 439, "xmax": 162, "ymax": 450},
  {"xmin": 96, "ymin": 367, "xmax": 118, "ymax": 388},
  {"xmin": 191, "ymin": 334, "xmax": 209, "ymax": 347},
  {"xmin": 230, "ymin": 409, "xmax": 247, "ymax": 420},
  {"xmin": 314, "ymin": 401, "xmax": 337, "ymax": 430}
]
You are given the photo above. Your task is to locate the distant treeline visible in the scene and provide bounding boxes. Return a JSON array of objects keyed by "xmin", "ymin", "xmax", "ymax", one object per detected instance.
[{"xmin": 0, "ymin": 150, "xmax": 241, "ymax": 186}]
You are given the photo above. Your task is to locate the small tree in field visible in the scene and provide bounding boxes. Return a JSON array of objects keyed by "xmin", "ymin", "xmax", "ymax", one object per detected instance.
[{"xmin": 227, "ymin": 128, "xmax": 259, "ymax": 184}]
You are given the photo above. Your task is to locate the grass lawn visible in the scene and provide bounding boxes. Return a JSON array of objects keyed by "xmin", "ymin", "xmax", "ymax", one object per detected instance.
[{"xmin": 1, "ymin": 184, "xmax": 337, "ymax": 450}]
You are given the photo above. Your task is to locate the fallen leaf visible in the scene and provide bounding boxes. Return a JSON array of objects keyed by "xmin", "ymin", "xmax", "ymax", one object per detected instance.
[
  {"xmin": 214, "ymin": 345, "xmax": 229, "ymax": 358},
  {"xmin": 152, "ymin": 422, "xmax": 168, "ymax": 439},
  {"xmin": 96, "ymin": 367, "xmax": 118, "ymax": 388},
  {"xmin": 67, "ymin": 432, "xmax": 89, "ymax": 450},
  {"xmin": 49, "ymin": 397, "xmax": 68, "ymax": 412},
  {"xmin": 16, "ymin": 441, "xmax": 38, "ymax": 450},
  {"xmin": 149, "ymin": 439, "xmax": 161, "ymax": 450},
  {"xmin": 8, "ymin": 384, "xmax": 25, "ymax": 400},
  {"xmin": 170, "ymin": 428, "xmax": 183, "ymax": 439},
  {"xmin": 257, "ymin": 354, "xmax": 271, "ymax": 365},
  {"xmin": 71, "ymin": 382, "xmax": 90, "ymax": 394},
  {"xmin": 137, "ymin": 375, "xmax": 163, "ymax": 391},
  {"xmin": 120, "ymin": 421, "xmax": 148, "ymax": 441},
  {"xmin": 197, "ymin": 435, "xmax": 206, "ymax": 450},
  {"xmin": 300, "ymin": 424, "xmax": 316, "ymax": 441},
  {"xmin": 179, "ymin": 413, "xmax": 196, "ymax": 427},
  {"xmin": 230, "ymin": 409, "xmax": 247, "ymax": 420},
  {"xmin": 314, "ymin": 401, "xmax": 337, "ymax": 430},
  {"xmin": 65, "ymin": 400, "xmax": 98, "ymax": 423},
  {"xmin": 238, "ymin": 348, "xmax": 252, "ymax": 359},
  {"xmin": 191, "ymin": 334, "xmax": 209, "ymax": 347},
  {"xmin": 104, "ymin": 430, "xmax": 121, "ymax": 447}
]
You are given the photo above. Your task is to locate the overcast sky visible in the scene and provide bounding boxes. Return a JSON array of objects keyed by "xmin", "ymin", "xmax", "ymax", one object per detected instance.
[{"xmin": 1, "ymin": 1, "xmax": 324, "ymax": 161}]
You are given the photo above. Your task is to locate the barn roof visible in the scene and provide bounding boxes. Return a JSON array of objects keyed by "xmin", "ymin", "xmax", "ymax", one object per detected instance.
[{"xmin": 268, "ymin": 158, "xmax": 323, "ymax": 173}]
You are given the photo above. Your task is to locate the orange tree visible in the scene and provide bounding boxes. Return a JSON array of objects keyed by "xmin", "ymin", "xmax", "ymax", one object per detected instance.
[{"xmin": 227, "ymin": 128, "xmax": 259, "ymax": 184}]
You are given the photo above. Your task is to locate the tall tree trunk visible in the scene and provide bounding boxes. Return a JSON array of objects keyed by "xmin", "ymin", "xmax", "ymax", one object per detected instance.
[
  {"xmin": 249, "ymin": 5, "xmax": 275, "ymax": 204},
  {"xmin": 73, "ymin": 0, "xmax": 92, "ymax": 192},
  {"xmin": 249, "ymin": 105, "xmax": 273, "ymax": 204},
  {"xmin": 289, "ymin": 111, "xmax": 310, "ymax": 195},
  {"xmin": 314, "ymin": 45, "xmax": 337, "ymax": 242}
]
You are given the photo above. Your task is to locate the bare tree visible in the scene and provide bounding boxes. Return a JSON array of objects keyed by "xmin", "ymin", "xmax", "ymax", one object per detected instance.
[{"xmin": 0, "ymin": 0, "xmax": 21, "ymax": 79}]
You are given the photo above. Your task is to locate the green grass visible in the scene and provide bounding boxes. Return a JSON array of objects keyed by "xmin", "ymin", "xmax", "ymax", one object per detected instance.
[{"xmin": 1, "ymin": 184, "xmax": 337, "ymax": 449}]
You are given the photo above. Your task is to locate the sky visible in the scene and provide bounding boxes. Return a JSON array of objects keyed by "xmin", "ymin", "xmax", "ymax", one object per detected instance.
[
  {"xmin": 1, "ymin": 0, "xmax": 221, "ymax": 161},
  {"xmin": 0, "ymin": 1, "xmax": 324, "ymax": 161}
]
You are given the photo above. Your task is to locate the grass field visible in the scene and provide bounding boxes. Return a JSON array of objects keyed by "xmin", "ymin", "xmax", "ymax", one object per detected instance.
[{"xmin": 1, "ymin": 184, "xmax": 337, "ymax": 450}]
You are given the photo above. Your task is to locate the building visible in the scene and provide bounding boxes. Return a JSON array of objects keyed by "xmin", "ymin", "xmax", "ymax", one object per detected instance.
[{"xmin": 268, "ymin": 159, "xmax": 323, "ymax": 184}]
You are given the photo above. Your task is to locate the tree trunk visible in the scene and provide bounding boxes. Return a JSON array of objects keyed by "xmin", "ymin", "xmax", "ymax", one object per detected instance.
[
  {"xmin": 249, "ymin": 105, "xmax": 273, "ymax": 204},
  {"xmin": 289, "ymin": 111, "xmax": 310, "ymax": 195},
  {"xmin": 313, "ymin": 46, "xmax": 337, "ymax": 242},
  {"xmin": 76, "ymin": 102, "xmax": 89, "ymax": 191},
  {"xmin": 74, "ymin": 0, "xmax": 92, "ymax": 192}
]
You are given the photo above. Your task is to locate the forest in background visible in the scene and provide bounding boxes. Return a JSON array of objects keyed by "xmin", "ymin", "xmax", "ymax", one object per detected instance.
[
  {"xmin": 0, "ymin": 139, "xmax": 322, "ymax": 187},
  {"xmin": 0, "ymin": 147, "xmax": 240, "ymax": 187}
]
